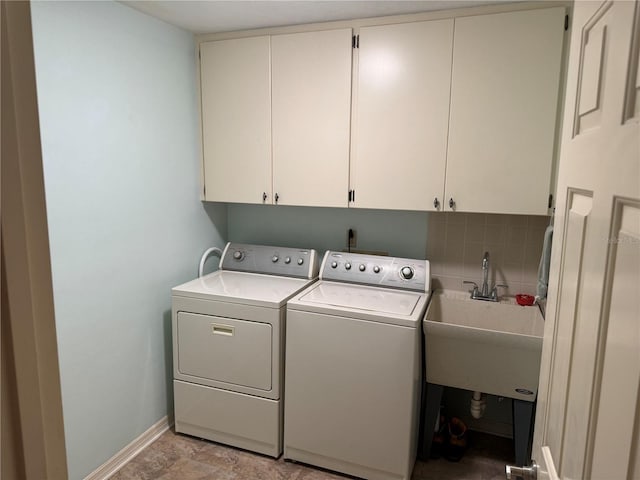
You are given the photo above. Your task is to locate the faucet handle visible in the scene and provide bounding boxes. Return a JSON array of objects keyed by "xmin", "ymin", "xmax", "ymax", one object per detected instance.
[
  {"xmin": 491, "ymin": 284, "xmax": 509, "ymax": 300},
  {"xmin": 463, "ymin": 281, "xmax": 479, "ymax": 298},
  {"xmin": 463, "ymin": 281, "xmax": 478, "ymax": 289}
]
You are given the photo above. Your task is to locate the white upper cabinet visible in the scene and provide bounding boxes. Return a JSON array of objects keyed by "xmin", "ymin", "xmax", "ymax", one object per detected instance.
[
  {"xmin": 200, "ymin": 36, "xmax": 271, "ymax": 204},
  {"xmin": 197, "ymin": 6, "xmax": 566, "ymax": 214},
  {"xmin": 351, "ymin": 20, "xmax": 454, "ymax": 211},
  {"xmin": 444, "ymin": 8, "xmax": 566, "ymax": 215},
  {"xmin": 271, "ymin": 29, "xmax": 353, "ymax": 207}
]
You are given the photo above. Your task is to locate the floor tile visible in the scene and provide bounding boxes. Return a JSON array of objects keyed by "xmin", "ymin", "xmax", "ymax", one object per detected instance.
[{"xmin": 113, "ymin": 428, "xmax": 513, "ymax": 479}]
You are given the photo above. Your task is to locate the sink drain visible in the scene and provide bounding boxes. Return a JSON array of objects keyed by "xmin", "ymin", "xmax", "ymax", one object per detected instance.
[{"xmin": 515, "ymin": 388, "xmax": 534, "ymax": 395}]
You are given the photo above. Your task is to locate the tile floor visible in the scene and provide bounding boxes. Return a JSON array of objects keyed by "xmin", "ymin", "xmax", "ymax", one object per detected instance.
[{"xmin": 111, "ymin": 428, "xmax": 514, "ymax": 480}]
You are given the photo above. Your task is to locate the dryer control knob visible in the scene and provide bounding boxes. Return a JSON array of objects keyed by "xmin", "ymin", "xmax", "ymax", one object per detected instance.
[
  {"xmin": 373, "ymin": 266, "xmax": 381, "ymax": 274},
  {"xmin": 284, "ymin": 257, "xmax": 291, "ymax": 264},
  {"xmin": 272, "ymin": 255, "xmax": 279, "ymax": 263},
  {"xmin": 297, "ymin": 258, "xmax": 304, "ymax": 266},
  {"xmin": 331, "ymin": 261, "xmax": 338, "ymax": 268},
  {"xmin": 359, "ymin": 264, "xmax": 366, "ymax": 272},
  {"xmin": 233, "ymin": 251, "xmax": 244, "ymax": 261},
  {"xmin": 400, "ymin": 266, "xmax": 414, "ymax": 280},
  {"xmin": 345, "ymin": 262, "xmax": 352, "ymax": 270}
]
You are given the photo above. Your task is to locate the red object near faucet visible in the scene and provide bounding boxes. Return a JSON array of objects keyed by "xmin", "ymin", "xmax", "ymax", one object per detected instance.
[{"xmin": 516, "ymin": 294, "xmax": 535, "ymax": 306}]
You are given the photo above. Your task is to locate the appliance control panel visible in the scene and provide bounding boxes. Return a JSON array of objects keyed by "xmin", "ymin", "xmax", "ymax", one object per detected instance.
[
  {"xmin": 320, "ymin": 251, "xmax": 430, "ymax": 293},
  {"xmin": 220, "ymin": 242, "xmax": 319, "ymax": 279}
]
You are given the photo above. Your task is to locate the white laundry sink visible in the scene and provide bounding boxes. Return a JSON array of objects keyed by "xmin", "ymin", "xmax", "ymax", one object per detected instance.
[{"xmin": 423, "ymin": 289, "xmax": 544, "ymax": 402}]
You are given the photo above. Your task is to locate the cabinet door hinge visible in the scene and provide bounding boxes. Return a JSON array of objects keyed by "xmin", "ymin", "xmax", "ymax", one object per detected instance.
[
  {"xmin": 564, "ymin": 14, "xmax": 569, "ymax": 31},
  {"xmin": 352, "ymin": 34, "xmax": 359, "ymax": 49},
  {"xmin": 548, "ymin": 194, "xmax": 553, "ymax": 209}
]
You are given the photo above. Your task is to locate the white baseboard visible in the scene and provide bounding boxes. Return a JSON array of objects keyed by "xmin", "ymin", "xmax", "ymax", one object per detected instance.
[{"xmin": 84, "ymin": 415, "xmax": 172, "ymax": 480}]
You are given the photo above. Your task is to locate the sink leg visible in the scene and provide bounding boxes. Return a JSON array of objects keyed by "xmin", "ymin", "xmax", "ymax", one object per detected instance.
[
  {"xmin": 513, "ymin": 399, "xmax": 535, "ymax": 466},
  {"xmin": 420, "ymin": 383, "xmax": 444, "ymax": 459}
]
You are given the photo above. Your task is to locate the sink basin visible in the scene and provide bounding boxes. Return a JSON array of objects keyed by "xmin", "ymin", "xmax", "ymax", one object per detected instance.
[{"xmin": 423, "ymin": 289, "xmax": 544, "ymax": 401}]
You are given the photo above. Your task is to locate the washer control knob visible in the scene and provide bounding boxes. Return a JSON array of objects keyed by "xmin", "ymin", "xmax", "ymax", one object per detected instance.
[
  {"xmin": 345, "ymin": 262, "xmax": 352, "ymax": 270},
  {"xmin": 400, "ymin": 266, "xmax": 414, "ymax": 280},
  {"xmin": 359, "ymin": 264, "xmax": 366, "ymax": 272},
  {"xmin": 373, "ymin": 266, "xmax": 381, "ymax": 274},
  {"xmin": 331, "ymin": 261, "xmax": 338, "ymax": 269},
  {"xmin": 272, "ymin": 255, "xmax": 279, "ymax": 263},
  {"xmin": 284, "ymin": 257, "xmax": 291, "ymax": 264},
  {"xmin": 297, "ymin": 258, "xmax": 304, "ymax": 266},
  {"xmin": 233, "ymin": 251, "xmax": 244, "ymax": 260}
]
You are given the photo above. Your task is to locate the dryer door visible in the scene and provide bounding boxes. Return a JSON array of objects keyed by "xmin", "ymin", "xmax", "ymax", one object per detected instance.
[{"xmin": 176, "ymin": 312, "xmax": 272, "ymax": 391}]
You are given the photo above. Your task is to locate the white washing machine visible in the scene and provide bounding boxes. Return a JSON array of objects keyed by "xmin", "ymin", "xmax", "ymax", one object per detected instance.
[
  {"xmin": 284, "ymin": 251, "xmax": 431, "ymax": 480},
  {"xmin": 172, "ymin": 242, "xmax": 318, "ymax": 457}
]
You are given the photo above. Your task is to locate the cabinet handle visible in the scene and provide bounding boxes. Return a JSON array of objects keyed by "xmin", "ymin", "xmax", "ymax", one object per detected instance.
[
  {"xmin": 449, "ymin": 198, "xmax": 456, "ymax": 210},
  {"xmin": 275, "ymin": 193, "xmax": 279, "ymax": 204},
  {"xmin": 262, "ymin": 192, "xmax": 267, "ymax": 203},
  {"xmin": 433, "ymin": 197, "xmax": 440, "ymax": 210}
]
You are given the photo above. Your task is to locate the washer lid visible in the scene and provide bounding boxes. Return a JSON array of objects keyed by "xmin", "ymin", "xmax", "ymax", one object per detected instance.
[
  {"xmin": 172, "ymin": 270, "xmax": 316, "ymax": 308},
  {"xmin": 289, "ymin": 281, "xmax": 429, "ymax": 327}
]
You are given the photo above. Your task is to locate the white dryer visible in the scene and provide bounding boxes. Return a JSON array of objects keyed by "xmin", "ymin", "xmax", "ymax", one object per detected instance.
[
  {"xmin": 284, "ymin": 251, "xmax": 431, "ymax": 480},
  {"xmin": 172, "ymin": 242, "xmax": 318, "ymax": 457}
]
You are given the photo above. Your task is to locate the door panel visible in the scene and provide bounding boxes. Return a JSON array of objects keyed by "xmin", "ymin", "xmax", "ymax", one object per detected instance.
[
  {"xmin": 271, "ymin": 29, "xmax": 352, "ymax": 207},
  {"xmin": 177, "ymin": 312, "xmax": 272, "ymax": 391},
  {"xmin": 544, "ymin": 191, "xmax": 592, "ymax": 464},
  {"xmin": 589, "ymin": 200, "xmax": 640, "ymax": 479},
  {"xmin": 574, "ymin": 4, "xmax": 610, "ymax": 133},
  {"xmin": 532, "ymin": 1, "xmax": 640, "ymax": 478},
  {"xmin": 351, "ymin": 19, "xmax": 453, "ymax": 211},
  {"xmin": 200, "ymin": 37, "xmax": 272, "ymax": 204},
  {"xmin": 623, "ymin": 4, "xmax": 640, "ymax": 121},
  {"xmin": 445, "ymin": 8, "xmax": 565, "ymax": 215}
]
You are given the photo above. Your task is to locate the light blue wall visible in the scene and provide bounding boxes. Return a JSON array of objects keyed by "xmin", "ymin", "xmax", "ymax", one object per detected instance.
[
  {"xmin": 228, "ymin": 204, "xmax": 428, "ymax": 259},
  {"xmin": 31, "ymin": 2, "xmax": 226, "ymax": 478}
]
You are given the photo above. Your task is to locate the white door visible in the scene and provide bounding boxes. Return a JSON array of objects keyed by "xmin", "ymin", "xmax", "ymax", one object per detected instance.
[
  {"xmin": 200, "ymin": 36, "xmax": 272, "ymax": 204},
  {"xmin": 350, "ymin": 19, "xmax": 453, "ymax": 211},
  {"xmin": 445, "ymin": 8, "xmax": 565, "ymax": 215},
  {"xmin": 271, "ymin": 29, "xmax": 352, "ymax": 208},
  {"xmin": 531, "ymin": 1, "xmax": 640, "ymax": 479}
]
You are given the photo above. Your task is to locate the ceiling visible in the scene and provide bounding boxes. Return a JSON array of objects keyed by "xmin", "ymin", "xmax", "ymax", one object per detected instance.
[{"xmin": 121, "ymin": 1, "xmax": 516, "ymax": 34}]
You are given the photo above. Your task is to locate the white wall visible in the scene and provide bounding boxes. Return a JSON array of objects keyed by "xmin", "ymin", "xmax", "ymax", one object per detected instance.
[{"xmin": 30, "ymin": 2, "xmax": 226, "ymax": 478}]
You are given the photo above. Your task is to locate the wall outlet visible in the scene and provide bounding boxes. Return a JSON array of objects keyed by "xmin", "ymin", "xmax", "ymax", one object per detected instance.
[{"xmin": 348, "ymin": 228, "xmax": 357, "ymax": 248}]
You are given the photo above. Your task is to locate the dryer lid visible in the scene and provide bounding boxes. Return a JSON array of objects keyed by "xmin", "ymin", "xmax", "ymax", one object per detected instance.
[{"xmin": 173, "ymin": 270, "xmax": 316, "ymax": 308}]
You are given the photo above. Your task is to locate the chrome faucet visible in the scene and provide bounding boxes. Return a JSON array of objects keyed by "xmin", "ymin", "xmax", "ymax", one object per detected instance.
[
  {"xmin": 481, "ymin": 251, "xmax": 490, "ymax": 297},
  {"xmin": 463, "ymin": 251, "xmax": 508, "ymax": 302}
]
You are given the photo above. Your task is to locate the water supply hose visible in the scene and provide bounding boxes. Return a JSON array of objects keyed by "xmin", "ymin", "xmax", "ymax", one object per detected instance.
[{"xmin": 198, "ymin": 247, "xmax": 223, "ymax": 277}]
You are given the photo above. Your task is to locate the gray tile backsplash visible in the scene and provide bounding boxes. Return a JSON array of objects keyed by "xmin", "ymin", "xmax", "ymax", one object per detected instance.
[{"xmin": 427, "ymin": 213, "xmax": 550, "ymax": 296}]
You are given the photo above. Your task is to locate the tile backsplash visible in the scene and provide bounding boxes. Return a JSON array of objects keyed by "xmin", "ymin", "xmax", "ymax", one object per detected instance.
[{"xmin": 427, "ymin": 213, "xmax": 550, "ymax": 296}]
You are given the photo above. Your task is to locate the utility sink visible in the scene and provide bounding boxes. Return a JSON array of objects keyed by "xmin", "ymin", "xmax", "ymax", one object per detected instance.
[{"xmin": 423, "ymin": 289, "xmax": 544, "ymax": 402}]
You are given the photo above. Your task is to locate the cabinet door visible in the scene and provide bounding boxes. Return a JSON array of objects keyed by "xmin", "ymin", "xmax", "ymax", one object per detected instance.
[
  {"xmin": 351, "ymin": 20, "xmax": 454, "ymax": 211},
  {"xmin": 271, "ymin": 29, "xmax": 352, "ymax": 207},
  {"xmin": 445, "ymin": 8, "xmax": 565, "ymax": 214},
  {"xmin": 200, "ymin": 37, "xmax": 271, "ymax": 204}
]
